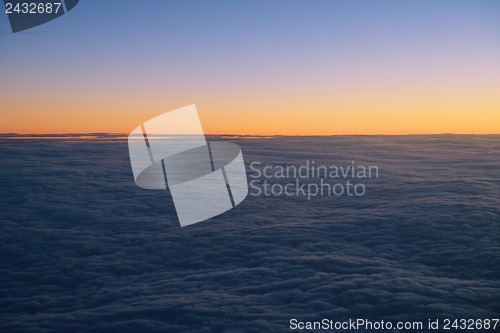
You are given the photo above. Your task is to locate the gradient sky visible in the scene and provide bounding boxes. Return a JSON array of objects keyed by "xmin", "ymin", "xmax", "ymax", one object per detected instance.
[{"xmin": 1, "ymin": 0, "xmax": 499, "ymax": 134}]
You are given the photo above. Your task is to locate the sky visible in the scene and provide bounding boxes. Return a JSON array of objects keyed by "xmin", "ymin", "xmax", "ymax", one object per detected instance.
[{"xmin": 0, "ymin": 0, "xmax": 499, "ymax": 135}]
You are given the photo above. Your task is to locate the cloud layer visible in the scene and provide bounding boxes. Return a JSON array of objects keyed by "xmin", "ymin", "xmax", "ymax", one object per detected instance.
[{"xmin": 0, "ymin": 135, "xmax": 499, "ymax": 332}]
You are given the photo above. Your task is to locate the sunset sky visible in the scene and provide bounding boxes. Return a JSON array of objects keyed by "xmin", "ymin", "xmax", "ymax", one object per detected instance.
[{"xmin": 1, "ymin": 0, "xmax": 499, "ymax": 135}]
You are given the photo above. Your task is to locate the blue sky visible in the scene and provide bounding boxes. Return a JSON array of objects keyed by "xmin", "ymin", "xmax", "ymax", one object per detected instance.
[{"xmin": 1, "ymin": 0, "xmax": 499, "ymax": 134}]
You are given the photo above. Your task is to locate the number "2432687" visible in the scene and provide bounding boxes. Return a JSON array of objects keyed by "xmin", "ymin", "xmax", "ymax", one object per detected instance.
[{"xmin": 5, "ymin": 2, "xmax": 63, "ymax": 14}]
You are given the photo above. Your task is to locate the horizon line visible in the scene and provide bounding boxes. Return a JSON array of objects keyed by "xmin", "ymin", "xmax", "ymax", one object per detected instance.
[{"xmin": 1, "ymin": 132, "xmax": 500, "ymax": 138}]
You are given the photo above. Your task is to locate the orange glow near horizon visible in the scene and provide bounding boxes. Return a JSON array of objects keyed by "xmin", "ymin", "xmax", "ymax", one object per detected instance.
[
  {"xmin": 2, "ymin": 80, "xmax": 499, "ymax": 135},
  {"xmin": 2, "ymin": 107, "xmax": 499, "ymax": 135},
  {"xmin": 3, "ymin": 116, "xmax": 499, "ymax": 136}
]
